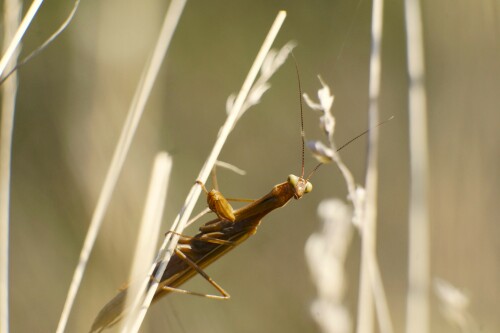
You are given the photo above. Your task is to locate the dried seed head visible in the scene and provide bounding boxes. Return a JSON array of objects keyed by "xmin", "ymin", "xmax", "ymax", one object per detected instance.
[{"xmin": 307, "ymin": 140, "xmax": 334, "ymax": 163}]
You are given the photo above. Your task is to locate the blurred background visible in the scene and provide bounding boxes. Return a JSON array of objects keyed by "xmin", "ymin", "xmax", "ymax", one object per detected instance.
[{"xmin": 3, "ymin": 0, "xmax": 500, "ymax": 332}]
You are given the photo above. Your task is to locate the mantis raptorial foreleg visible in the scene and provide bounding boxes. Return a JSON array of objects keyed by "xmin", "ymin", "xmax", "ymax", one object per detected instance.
[
  {"xmin": 196, "ymin": 180, "xmax": 255, "ymax": 222},
  {"xmin": 196, "ymin": 180, "xmax": 236, "ymax": 222}
]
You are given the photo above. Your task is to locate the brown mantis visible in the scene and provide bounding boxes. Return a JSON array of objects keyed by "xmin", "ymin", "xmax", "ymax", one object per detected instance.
[
  {"xmin": 89, "ymin": 86, "xmax": 384, "ymax": 332},
  {"xmin": 90, "ymin": 147, "xmax": 318, "ymax": 332},
  {"xmin": 90, "ymin": 66, "xmax": 323, "ymax": 332}
]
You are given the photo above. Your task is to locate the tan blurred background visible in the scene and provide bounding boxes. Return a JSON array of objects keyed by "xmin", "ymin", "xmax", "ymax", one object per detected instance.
[{"xmin": 4, "ymin": 0, "xmax": 500, "ymax": 332}]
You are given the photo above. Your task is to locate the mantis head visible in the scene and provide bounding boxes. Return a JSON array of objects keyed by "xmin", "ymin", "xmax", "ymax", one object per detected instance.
[{"xmin": 287, "ymin": 174, "xmax": 313, "ymax": 199}]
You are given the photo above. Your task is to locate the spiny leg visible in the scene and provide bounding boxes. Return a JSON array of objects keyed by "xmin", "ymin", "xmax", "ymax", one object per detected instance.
[
  {"xmin": 164, "ymin": 230, "xmax": 234, "ymax": 246},
  {"xmin": 161, "ymin": 248, "xmax": 230, "ymax": 300}
]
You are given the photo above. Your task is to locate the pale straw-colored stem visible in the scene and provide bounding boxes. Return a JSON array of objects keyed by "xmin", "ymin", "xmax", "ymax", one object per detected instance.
[
  {"xmin": 367, "ymin": 248, "xmax": 394, "ymax": 333},
  {"xmin": 0, "ymin": 0, "xmax": 43, "ymax": 77},
  {"xmin": 126, "ymin": 11, "xmax": 287, "ymax": 333},
  {"xmin": 0, "ymin": 0, "xmax": 81, "ymax": 84},
  {"xmin": 329, "ymin": 146, "xmax": 358, "ymax": 212},
  {"xmin": 120, "ymin": 153, "xmax": 172, "ymax": 333},
  {"xmin": 0, "ymin": 0, "xmax": 22, "ymax": 332},
  {"xmin": 55, "ymin": 1, "xmax": 187, "ymax": 332},
  {"xmin": 356, "ymin": 0, "xmax": 394, "ymax": 333},
  {"xmin": 404, "ymin": 0, "xmax": 430, "ymax": 332}
]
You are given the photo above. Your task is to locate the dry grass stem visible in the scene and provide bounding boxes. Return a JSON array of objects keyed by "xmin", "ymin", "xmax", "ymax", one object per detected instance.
[
  {"xmin": 227, "ymin": 40, "xmax": 296, "ymax": 123},
  {"xmin": 0, "ymin": 0, "xmax": 43, "ymax": 77},
  {"xmin": 356, "ymin": 0, "xmax": 393, "ymax": 332},
  {"xmin": 303, "ymin": 77, "xmax": 360, "ymax": 214},
  {"xmin": 120, "ymin": 153, "xmax": 172, "ymax": 333},
  {"xmin": 0, "ymin": 0, "xmax": 82, "ymax": 84},
  {"xmin": 304, "ymin": 77, "xmax": 359, "ymax": 333},
  {"xmin": 215, "ymin": 160, "xmax": 247, "ymax": 176},
  {"xmin": 403, "ymin": 0, "xmax": 430, "ymax": 332},
  {"xmin": 2, "ymin": 0, "xmax": 83, "ymax": 331},
  {"xmin": 1, "ymin": 1, "xmax": 22, "ymax": 332},
  {"xmin": 305, "ymin": 73, "xmax": 392, "ymax": 333},
  {"xmin": 55, "ymin": 1, "xmax": 187, "ymax": 332}
]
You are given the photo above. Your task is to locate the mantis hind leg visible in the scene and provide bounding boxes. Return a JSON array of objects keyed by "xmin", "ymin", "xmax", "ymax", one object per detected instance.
[{"xmin": 161, "ymin": 248, "xmax": 230, "ymax": 300}]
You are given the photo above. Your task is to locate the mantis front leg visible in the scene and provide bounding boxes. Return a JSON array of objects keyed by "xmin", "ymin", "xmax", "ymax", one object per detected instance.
[{"xmin": 196, "ymin": 180, "xmax": 236, "ymax": 222}]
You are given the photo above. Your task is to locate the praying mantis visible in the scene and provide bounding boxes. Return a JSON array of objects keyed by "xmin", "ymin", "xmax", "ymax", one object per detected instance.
[
  {"xmin": 90, "ymin": 68, "xmax": 322, "ymax": 332},
  {"xmin": 89, "ymin": 78, "xmax": 383, "ymax": 331}
]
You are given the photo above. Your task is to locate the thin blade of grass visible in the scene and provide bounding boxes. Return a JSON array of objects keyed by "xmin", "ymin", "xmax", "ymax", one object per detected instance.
[
  {"xmin": 0, "ymin": 0, "xmax": 43, "ymax": 77},
  {"xmin": 0, "ymin": 0, "xmax": 82, "ymax": 84},
  {"xmin": 215, "ymin": 160, "xmax": 247, "ymax": 176},
  {"xmin": 404, "ymin": 0, "xmax": 430, "ymax": 332},
  {"xmin": 1, "ymin": 1, "xmax": 22, "ymax": 332},
  {"xmin": 356, "ymin": 0, "xmax": 394, "ymax": 332},
  {"xmin": 55, "ymin": 1, "xmax": 187, "ymax": 331},
  {"xmin": 121, "ymin": 153, "xmax": 172, "ymax": 333}
]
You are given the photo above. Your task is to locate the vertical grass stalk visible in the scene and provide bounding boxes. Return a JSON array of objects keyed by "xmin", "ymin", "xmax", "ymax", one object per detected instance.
[
  {"xmin": 356, "ymin": 0, "xmax": 387, "ymax": 332},
  {"xmin": 0, "ymin": 0, "xmax": 44, "ymax": 77},
  {"xmin": 55, "ymin": 1, "xmax": 187, "ymax": 332},
  {"xmin": 0, "ymin": 1, "xmax": 22, "ymax": 332},
  {"xmin": 121, "ymin": 153, "xmax": 172, "ymax": 333},
  {"xmin": 404, "ymin": 0, "xmax": 430, "ymax": 332}
]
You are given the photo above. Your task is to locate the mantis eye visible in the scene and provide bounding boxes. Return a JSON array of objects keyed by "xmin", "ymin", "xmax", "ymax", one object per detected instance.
[
  {"xmin": 304, "ymin": 181, "xmax": 313, "ymax": 193},
  {"xmin": 287, "ymin": 174, "xmax": 299, "ymax": 186}
]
